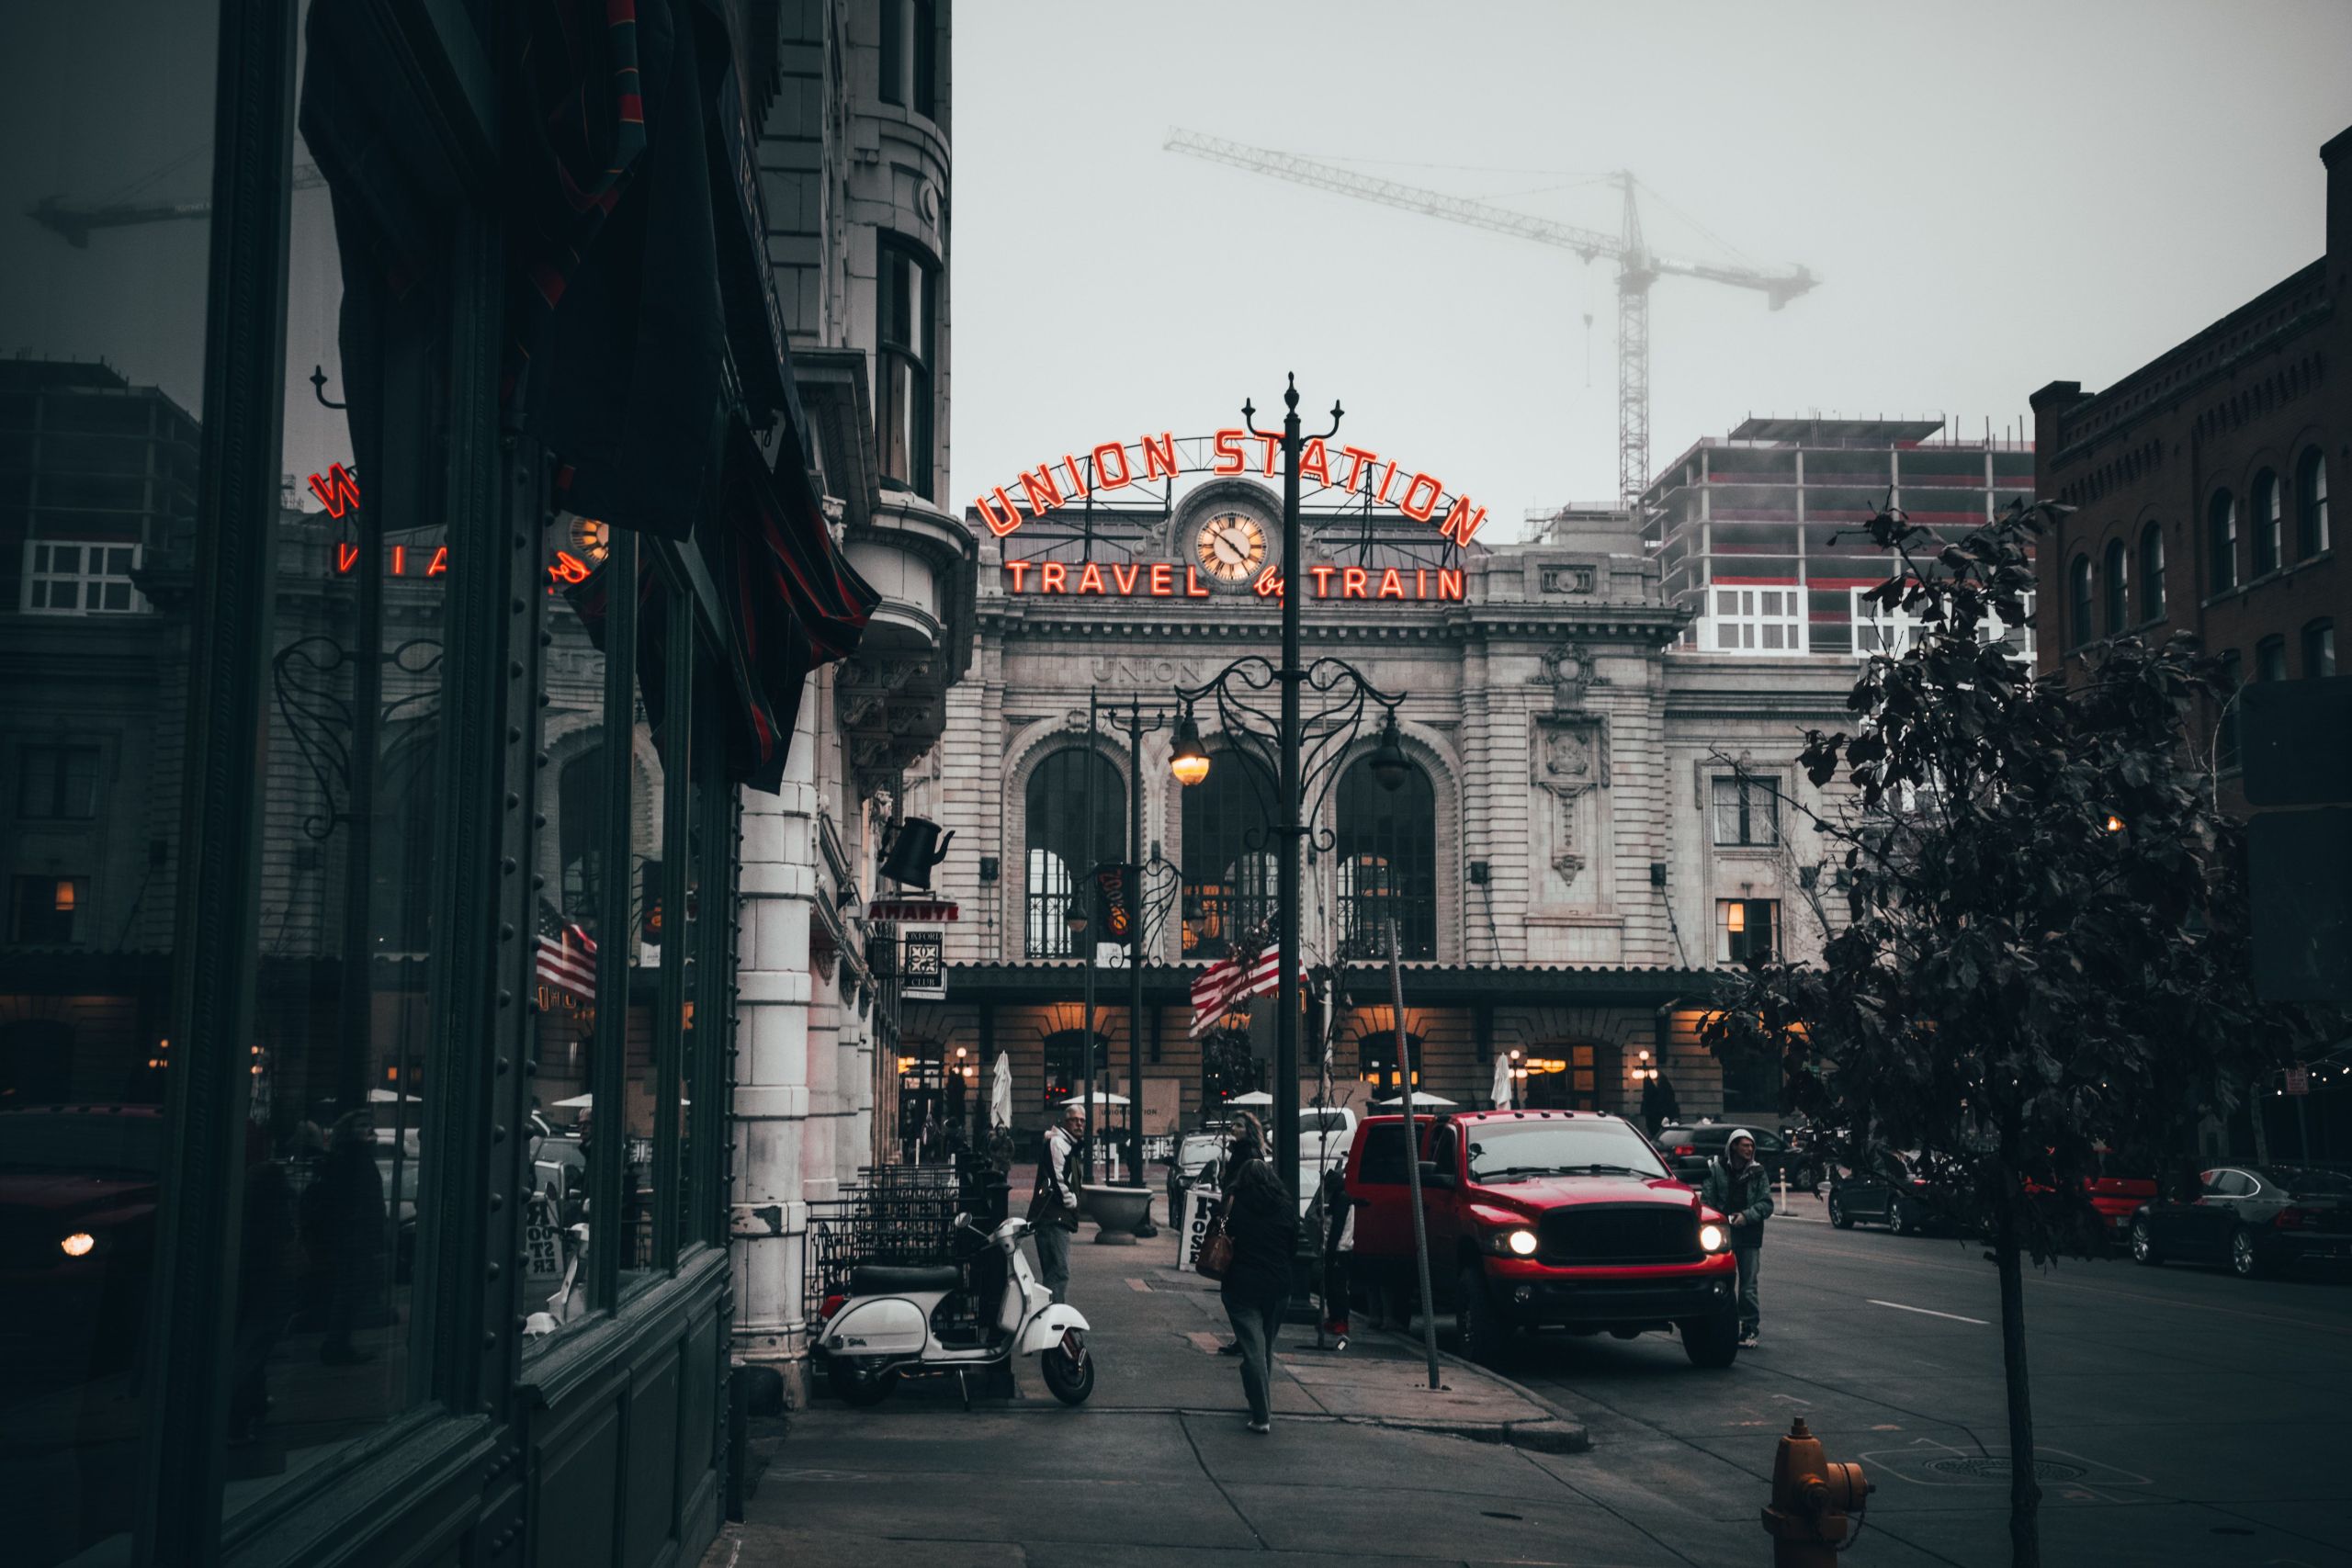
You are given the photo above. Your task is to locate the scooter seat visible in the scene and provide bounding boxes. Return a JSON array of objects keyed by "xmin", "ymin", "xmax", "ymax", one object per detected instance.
[{"xmin": 849, "ymin": 1263, "xmax": 961, "ymax": 1294}]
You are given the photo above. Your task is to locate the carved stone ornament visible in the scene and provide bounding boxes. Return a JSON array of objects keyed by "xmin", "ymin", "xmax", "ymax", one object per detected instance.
[
  {"xmin": 1539, "ymin": 563, "xmax": 1597, "ymax": 595},
  {"xmin": 1535, "ymin": 716, "xmax": 1607, "ymax": 891},
  {"xmin": 1531, "ymin": 641, "xmax": 1605, "ymax": 712}
]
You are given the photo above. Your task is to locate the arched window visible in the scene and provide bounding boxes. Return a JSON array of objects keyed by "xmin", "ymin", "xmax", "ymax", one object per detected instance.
[
  {"xmin": 1041, "ymin": 1026, "xmax": 1111, "ymax": 1108},
  {"xmin": 2252, "ymin": 469, "xmax": 2281, "ymax": 577},
  {"xmin": 2209, "ymin": 491, "xmax": 2238, "ymax": 592},
  {"xmin": 1024, "ymin": 747, "xmax": 1124, "ymax": 958},
  {"xmin": 1336, "ymin": 753, "xmax": 1436, "ymax": 960},
  {"xmin": 1356, "ymin": 1028, "xmax": 1429, "ymax": 1094},
  {"xmin": 2101, "ymin": 538, "xmax": 2128, "ymax": 637},
  {"xmin": 2297, "ymin": 447, "xmax": 2330, "ymax": 558},
  {"xmin": 2067, "ymin": 555, "xmax": 2093, "ymax": 648},
  {"xmin": 1180, "ymin": 748, "xmax": 1275, "ymax": 959},
  {"xmin": 2138, "ymin": 522, "xmax": 2165, "ymax": 624}
]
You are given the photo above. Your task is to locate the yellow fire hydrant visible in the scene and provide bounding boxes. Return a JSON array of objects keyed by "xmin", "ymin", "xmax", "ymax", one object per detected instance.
[{"xmin": 1761, "ymin": 1417, "xmax": 1871, "ymax": 1565}]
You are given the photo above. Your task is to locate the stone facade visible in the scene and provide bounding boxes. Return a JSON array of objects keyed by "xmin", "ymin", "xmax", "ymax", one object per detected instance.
[
  {"xmin": 904, "ymin": 479, "xmax": 1857, "ymax": 1150},
  {"xmin": 729, "ymin": 0, "xmax": 975, "ymax": 1397}
]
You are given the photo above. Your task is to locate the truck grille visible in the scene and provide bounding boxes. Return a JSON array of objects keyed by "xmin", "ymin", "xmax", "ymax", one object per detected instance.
[{"xmin": 1538, "ymin": 1206, "xmax": 1701, "ymax": 1264}]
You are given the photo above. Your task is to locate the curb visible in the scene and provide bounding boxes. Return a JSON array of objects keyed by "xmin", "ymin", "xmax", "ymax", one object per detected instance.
[{"xmin": 1371, "ymin": 1324, "xmax": 1593, "ymax": 1454}]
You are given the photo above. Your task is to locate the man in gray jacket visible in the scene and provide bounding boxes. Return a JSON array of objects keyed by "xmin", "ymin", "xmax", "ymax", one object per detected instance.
[{"xmin": 1700, "ymin": 1128, "xmax": 1773, "ymax": 1348}]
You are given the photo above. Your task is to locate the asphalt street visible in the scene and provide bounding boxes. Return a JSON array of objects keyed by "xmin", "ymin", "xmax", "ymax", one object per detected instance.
[{"xmin": 1496, "ymin": 1193, "xmax": 2352, "ymax": 1567}]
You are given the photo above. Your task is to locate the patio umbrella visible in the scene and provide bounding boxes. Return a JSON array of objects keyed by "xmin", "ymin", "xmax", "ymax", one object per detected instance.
[
  {"xmin": 367, "ymin": 1088, "xmax": 421, "ymax": 1104},
  {"xmin": 1227, "ymin": 1090, "xmax": 1273, "ymax": 1107},
  {"xmin": 548, "ymin": 1092, "xmax": 689, "ymax": 1110},
  {"xmin": 1374, "ymin": 1092, "xmax": 1456, "ymax": 1108},
  {"xmin": 1062, "ymin": 1091, "xmax": 1130, "ymax": 1108},
  {"xmin": 989, "ymin": 1051, "xmax": 1013, "ymax": 1130},
  {"xmin": 1489, "ymin": 1055, "xmax": 1514, "ymax": 1110}
]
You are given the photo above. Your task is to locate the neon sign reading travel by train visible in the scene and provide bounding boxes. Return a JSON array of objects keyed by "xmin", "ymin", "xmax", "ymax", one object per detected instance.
[
  {"xmin": 1003, "ymin": 560, "xmax": 1466, "ymax": 602},
  {"xmin": 973, "ymin": 431, "xmax": 1489, "ymax": 549}
]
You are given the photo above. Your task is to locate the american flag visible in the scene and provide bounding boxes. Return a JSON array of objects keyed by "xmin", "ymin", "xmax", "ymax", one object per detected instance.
[
  {"xmin": 536, "ymin": 904, "xmax": 598, "ymax": 999},
  {"xmin": 1188, "ymin": 947, "xmax": 1306, "ymax": 1036}
]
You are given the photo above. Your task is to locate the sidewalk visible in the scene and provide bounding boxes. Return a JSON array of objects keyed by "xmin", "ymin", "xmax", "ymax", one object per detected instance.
[{"xmin": 707, "ymin": 1215, "xmax": 1731, "ymax": 1568}]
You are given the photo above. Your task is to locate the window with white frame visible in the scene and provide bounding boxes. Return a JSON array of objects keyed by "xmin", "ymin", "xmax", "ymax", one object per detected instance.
[
  {"xmin": 1850, "ymin": 584, "xmax": 2033, "ymax": 662},
  {"xmin": 1705, "ymin": 585, "xmax": 1804, "ymax": 653},
  {"xmin": 1711, "ymin": 774, "xmax": 1780, "ymax": 846},
  {"xmin": 21, "ymin": 541, "xmax": 144, "ymax": 615}
]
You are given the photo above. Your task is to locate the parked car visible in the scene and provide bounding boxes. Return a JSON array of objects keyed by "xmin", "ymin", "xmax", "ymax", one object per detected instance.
[
  {"xmin": 1165, "ymin": 1130, "xmax": 1225, "ymax": 1214},
  {"xmin": 1343, "ymin": 1110, "xmax": 1741, "ymax": 1369},
  {"xmin": 0, "ymin": 1104, "xmax": 166, "ymax": 1392},
  {"xmin": 2130, "ymin": 1165, "xmax": 2352, "ymax": 1279},
  {"xmin": 1826, "ymin": 1146, "xmax": 1968, "ymax": 1235},
  {"xmin": 1656, "ymin": 1122, "xmax": 1818, "ymax": 1191}
]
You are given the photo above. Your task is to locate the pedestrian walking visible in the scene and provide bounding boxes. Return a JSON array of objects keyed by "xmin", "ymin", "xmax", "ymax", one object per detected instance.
[
  {"xmin": 1700, "ymin": 1126, "xmax": 1773, "ymax": 1348},
  {"xmin": 1316, "ymin": 1164, "xmax": 1354, "ymax": 1348},
  {"xmin": 1641, "ymin": 1072, "xmax": 1681, "ymax": 1138},
  {"xmin": 1216, "ymin": 1112, "xmax": 1298, "ymax": 1433},
  {"xmin": 1027, "ymin": 1101, "xmax": 1086, "ymax": 1303}
]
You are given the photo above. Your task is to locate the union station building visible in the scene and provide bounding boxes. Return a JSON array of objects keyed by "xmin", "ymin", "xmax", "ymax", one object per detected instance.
[{"xmin": 893, "ymin": 443, "xmax": 1863, "ymax": 1144}]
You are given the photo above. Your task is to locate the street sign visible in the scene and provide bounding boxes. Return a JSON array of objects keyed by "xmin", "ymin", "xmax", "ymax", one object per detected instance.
[
  {"xmin": 2241, "ymin": 679, "xmax": 2352, "ymax": 807},
  {"xmin": 900, "ymin": 930, "xmax": 946, "ymax": 1000},
  {"xmin": 2248, "ymin": 808, "xmax": 2352, "ymax": 1004},
  {"xmin": 2286, "ymin": 1065, "xmax": 2311, "ymax": 1097}
]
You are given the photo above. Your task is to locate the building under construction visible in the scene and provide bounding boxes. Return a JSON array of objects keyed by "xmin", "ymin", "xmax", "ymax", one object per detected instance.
[{"xmin": 1638, "ymin": 417, "xmax": 2038, "ymax": 658}]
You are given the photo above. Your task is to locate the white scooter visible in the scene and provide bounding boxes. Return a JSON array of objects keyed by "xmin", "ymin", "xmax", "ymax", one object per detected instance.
[{"xmin": 816, "ymin": 1213, "xmax": 1094, "ymax": 1407}]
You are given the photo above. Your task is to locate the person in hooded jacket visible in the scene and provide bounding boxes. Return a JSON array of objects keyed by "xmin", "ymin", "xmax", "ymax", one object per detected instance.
[
  {"xmin": 1217, "ymin": 1112, "xmax": 1298, "ymax": 1433},
  {"xmin": 1700, "ymin": 1127, "xmax": 1773, "ymax": 1348}
]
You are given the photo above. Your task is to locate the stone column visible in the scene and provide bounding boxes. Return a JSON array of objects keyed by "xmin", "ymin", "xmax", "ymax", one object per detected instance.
[{"xmin": 729, "ymin": 676, "xmax": 819, "ymax": 1395}]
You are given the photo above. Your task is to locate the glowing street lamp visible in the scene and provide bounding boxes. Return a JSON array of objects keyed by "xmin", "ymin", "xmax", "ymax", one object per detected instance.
[{"xmin": 1169, "ymin": 706, "xmax": 1211, "ymax": 787}]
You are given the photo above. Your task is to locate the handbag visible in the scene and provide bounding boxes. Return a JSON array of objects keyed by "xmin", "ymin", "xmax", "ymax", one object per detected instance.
[{"xmin": 1193, "ymin": 1212, "xmax": 1233, "ymax": 1281}]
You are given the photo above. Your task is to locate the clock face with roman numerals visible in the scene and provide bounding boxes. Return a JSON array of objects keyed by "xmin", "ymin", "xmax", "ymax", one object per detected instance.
[{"xmin": 1194, "ymin": 511, "xmax": 1269, "ymax": 582}]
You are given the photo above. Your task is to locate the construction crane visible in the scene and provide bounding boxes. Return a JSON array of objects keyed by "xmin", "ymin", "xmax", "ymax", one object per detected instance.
[
  {"xmin": 29, "ymin": 164, "xmax": 326, "ymax": 248},
  {"xmin": 1165, "ymin": 129, "xmax": 1817, "ymax": 505}
]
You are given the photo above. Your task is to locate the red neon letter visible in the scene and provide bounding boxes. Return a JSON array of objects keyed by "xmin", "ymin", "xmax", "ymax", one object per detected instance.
[
  {"xmin": 1375, "ymin": 462, "xmax": 1400, "ymax": 503},
  {"xmin": 1042, "ymin": 562, "xmax": 1068, "ymax": 593},
  {"xmin": 1440, "ymin": 497, "xmax": 1487, "ymax": 547},
  {"xmin": 1007, "ymin": 561, "xmax": 1031, "ymax": 592},
  {"xmin": 1093, "ymin": 442, "xmax": 1132, "ymax": 490},
  {"xmin": 1257, "ymin": 432, "xmax": 1279, "ymax": 477},
  {"xmin": 1148, "ymin": 564, "xmax": 1173, "ymax": 596},
  {"xmin": 427, "ymin": 546, "xmax": 450, "ymax": 577},
  {"xmin": 1078, "ymin": 562, "xmax": 1106, "ymax": 595},
  {"xmin": 1018, "ymin": 463, "xmax": 1063, "ymax": 518},
  {"xmin": 1337, "ymin": 446, "xmax": 1379, "ymax": 491},
  {"xmin": 390, "ymin": 545, "xmax": 406, "ymax": 577},
  {"xmin": 1253, "ymin": 568, "xmax": 1283, "ymax": 599},
  {"xmin": 1311, "ymin": 565, "xmax": 1337, "ymax": 598},
  {"xmin": 1416, "ymin": 569, "xmax": 1428, "ymax": 599},
  {"xmin": 1062, "ymin": 455, "xmax": 1090, "ymax": 498},
  {"xmin": 1141, "ymin": 432, "xmax": 1180, "ymax": 480},
  {"xmin": 1210, "ymin": 429, "xmax": 1246, "ymax": 476},
  {"xmin": 1112, "ymin": 564, "xmax": 1140, "ymax": 595},
  {"xmin": 1184, "ymin": 566, "xmax": 1211, "ymax": 597},
  {"xmin": 1299, "ymin": 438, "xmax": 1330, "ymax": 487},
  {"xmin": 1399, "ymin": 473, "xmax": 1442, "ymax": 522},
  {"xmin": 335, "ymin": 541, "xmax": 359, "ymax": 574},
  {"xmin": 308, "ymin": 463, "xmax": 362, "ymax": 519},
  {"xmin": 977, "ymin": 490, "xmax": 1023, "ymax": 536},
  {"xmin": 1341, "ymin": 567, "xmax": 1368, "ymax": 599},
  {"xmin": 1438, "ymin": 569, "xmax": 1464, "ymax": 601},
  {"xmin": 1376, "ymin": 568, "xmax": 1405, "ymax": 599}
]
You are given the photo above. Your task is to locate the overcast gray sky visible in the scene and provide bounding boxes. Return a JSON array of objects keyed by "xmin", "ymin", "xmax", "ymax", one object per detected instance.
[{"xmin": 953, "ymin": 0, "xmax": 2352, "ymax": 541}]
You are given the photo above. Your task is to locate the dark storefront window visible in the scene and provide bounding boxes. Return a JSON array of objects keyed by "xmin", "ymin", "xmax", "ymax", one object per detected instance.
[
  {"xmin": 1181, "ymin": 748, "xmax": 1274, "ymax": 959},
  {"xmin": 0, "ymin": 6, "xmax": 217, "ymax": 1556},
  {"xmin": 876, "ymin": 236, "xmax": 937, "ymax": 498},
  {"xmin": 1336, "ymin": 754, "xmax": 1436, "ymax": 961},
  {"xmin": 1042, "ymin": 1028, "xmax": 1108, "ymax": 1108},
  {"xmin": 1024, "ymin": 747, "xmax": 1123, "ymax": 958},
  {"xmin": 1357, "ymin": 1028, "xmax": 1428, "ymax": 1094},
  {"xmin": 1720, "ymin": 898, "xmax": 1780, "ymax": 964}
]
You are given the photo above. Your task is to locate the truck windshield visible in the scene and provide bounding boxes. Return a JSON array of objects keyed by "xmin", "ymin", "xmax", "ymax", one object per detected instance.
[{"xmin": 1464, "ymin": 1122, "xmax": 1669, "ymax": 1182}]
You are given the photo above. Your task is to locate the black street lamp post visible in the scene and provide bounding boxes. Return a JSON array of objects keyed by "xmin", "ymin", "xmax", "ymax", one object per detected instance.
[{"xmin": 1170, "ymin": 376, "xmax": 1409, "ymax": 1209}]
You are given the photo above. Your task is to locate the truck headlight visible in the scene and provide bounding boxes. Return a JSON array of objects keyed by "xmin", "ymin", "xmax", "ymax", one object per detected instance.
[
  {"xmin": 1699, "ymin": 1223, "xmax": 1727, "ymax": 1253},
  {"xmin": 1501, "ymin": 1228, "xmax": 1538, "ymax": 1257}
]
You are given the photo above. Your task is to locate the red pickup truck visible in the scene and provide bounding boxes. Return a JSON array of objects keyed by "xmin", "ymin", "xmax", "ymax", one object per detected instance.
[{"xmin": 1341, "ymin": 1109, "xmax": 1742, "ymax": 1368}]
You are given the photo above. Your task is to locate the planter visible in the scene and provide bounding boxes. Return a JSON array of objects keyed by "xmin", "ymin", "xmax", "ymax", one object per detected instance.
[{"xmin": 1080, "ymin": 1184, "xmax": 1153, "ymax": 1245}]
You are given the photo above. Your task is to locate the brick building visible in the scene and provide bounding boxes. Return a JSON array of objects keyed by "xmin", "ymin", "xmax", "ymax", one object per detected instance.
[{"xmin": 2030, "ymin": 125, "xmax": 2349, "ymax": 780}]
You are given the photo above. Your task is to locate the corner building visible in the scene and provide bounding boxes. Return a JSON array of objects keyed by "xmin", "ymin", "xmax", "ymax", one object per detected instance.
[{"xmin": 910, "ymin": 472, "xmax": 1856, "ymax": 1144}]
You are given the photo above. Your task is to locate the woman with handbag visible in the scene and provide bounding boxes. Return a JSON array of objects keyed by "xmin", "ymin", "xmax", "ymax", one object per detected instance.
[{"xmin": 1211, "ymin": 1112, "xmax": 1297, "ymax": 1434}]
